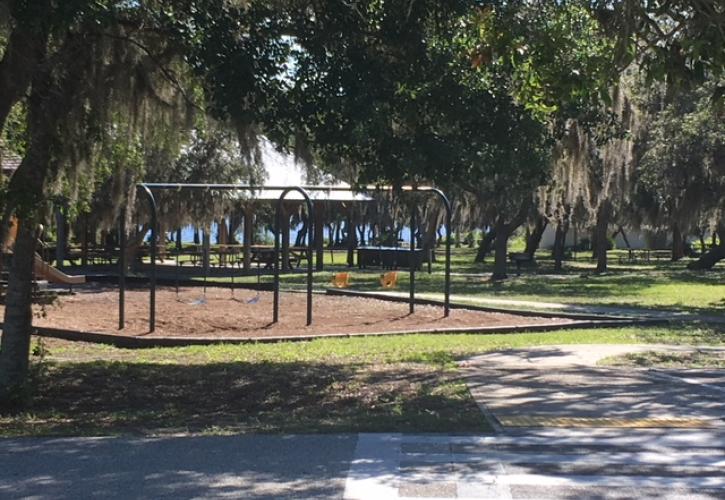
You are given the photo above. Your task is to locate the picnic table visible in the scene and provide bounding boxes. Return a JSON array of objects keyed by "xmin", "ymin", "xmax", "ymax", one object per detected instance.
[
  {"xmin": 250, "ymin": 246, "xmax": 309, "ymax": 269},
  {"xmin": 357, "ymin": 246, "xmax": 431, "ymax": 271},
  {"xmin": 618, "ymin": 249, "xmax": 671, "ymax": 264},
  {"xmin": 174, "ymin": 245, "xmax": 243, "ymax": 268}
]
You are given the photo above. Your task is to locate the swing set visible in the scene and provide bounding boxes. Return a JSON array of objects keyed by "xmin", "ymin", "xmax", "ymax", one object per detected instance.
[{"xmin": 120, "ymin": 183, "xmax": 452, "ymax": 332}]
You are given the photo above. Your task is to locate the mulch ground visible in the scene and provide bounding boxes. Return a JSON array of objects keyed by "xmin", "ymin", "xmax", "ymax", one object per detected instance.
[{"xmin": 13, "ymin": 285, "xmax": 575, "ymax": 339}]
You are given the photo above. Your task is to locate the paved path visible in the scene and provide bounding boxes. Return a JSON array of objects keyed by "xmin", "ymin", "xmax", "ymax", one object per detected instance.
[
  {"xmin": 462, "ymin": 344, "xmax": 725, "ymax": 429},
  {"xmin": 343, "ymin": 344, "xmax": 725, "ymax": 498},
  {"xmin": 345, "ymin": 430, "xmax": 725, "ymax": 499}
]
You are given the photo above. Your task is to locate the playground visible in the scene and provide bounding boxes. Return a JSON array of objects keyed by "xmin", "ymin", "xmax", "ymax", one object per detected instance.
[{"xmin": 12, "ymin": 285, "xmax": 576, "ymax": 341}]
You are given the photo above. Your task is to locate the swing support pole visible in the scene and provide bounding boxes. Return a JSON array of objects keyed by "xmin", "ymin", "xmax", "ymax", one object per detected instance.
[{"xmin": 273, "ymin": 187, "xmax": 314, "ymax": 325}]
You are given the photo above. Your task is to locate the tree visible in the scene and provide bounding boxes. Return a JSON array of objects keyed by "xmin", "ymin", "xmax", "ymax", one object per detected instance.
[
  {"xmin": 0, "ymin": 0, "xmax": 288, "ymax": 404},
  {"xmin": 635, "ymin": 82, "xmax": 725, "ymax": 262},
  {"xmin": 591, "ymin": 0, "xmax": 725, "ymax": 92},
  {"xmin": 281, "ymin": 2, "xmax": 627, "ymax": 278}
]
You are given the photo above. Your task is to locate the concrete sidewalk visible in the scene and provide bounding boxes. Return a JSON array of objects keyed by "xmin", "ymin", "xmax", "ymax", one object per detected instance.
[{"xmin": 461, "ymin": 344, "xmax": 725, "ymax": 430}]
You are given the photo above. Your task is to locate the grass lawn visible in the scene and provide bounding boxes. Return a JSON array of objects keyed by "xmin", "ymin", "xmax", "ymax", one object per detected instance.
[
  {"xmin": 262, "ymin": 248, "xmax": 725, "ymax": 316},
  {"xmin": 1, "ymin": 323, "xmax": 722, "ymax": 437},
  {"xmin": 600, "ymin": 349, "xmax": 725, "ymax": 369}
]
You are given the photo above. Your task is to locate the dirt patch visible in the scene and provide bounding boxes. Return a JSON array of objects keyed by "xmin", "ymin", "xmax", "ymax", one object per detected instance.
[{"xmin": 8, "ymin": 285, "xmax": 575, "ymax": 340}]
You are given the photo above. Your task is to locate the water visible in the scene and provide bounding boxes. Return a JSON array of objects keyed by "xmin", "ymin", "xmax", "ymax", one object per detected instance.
[{"xmin": 160, "ymin": 221, "xmax": 415, "ymax": 245}]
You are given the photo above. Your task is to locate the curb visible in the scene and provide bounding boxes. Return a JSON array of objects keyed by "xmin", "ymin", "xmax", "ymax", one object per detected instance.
[{"xmin": 2, "ymin": 317, "xmax": 658, "ymax": 349}]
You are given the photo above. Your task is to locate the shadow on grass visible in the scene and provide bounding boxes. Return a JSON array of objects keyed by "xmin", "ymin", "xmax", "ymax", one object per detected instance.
[{"xmin": 1, "ymin": 360, "xmax": 489, "ymax": 437}]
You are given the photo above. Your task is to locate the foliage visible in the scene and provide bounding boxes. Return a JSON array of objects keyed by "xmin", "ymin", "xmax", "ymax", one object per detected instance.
[
  {"xmin": 591, "ymin": 0, "xmax": 725, "ymax": 91},
  {"xmin": 0, "ymin": 102, "xmax": 26, "ymax": 157},
  {"xmin": 635, "ymin": 81, "xmax": 725, "ymax": 232},
  {"xmin": 465, "ymin": 2, "xmax": 617, "ymax": 120}
]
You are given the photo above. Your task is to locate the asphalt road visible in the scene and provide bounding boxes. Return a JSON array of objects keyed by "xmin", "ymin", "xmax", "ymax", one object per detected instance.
[{"xmin": 0, "ymin": 434, "xmax": 357, "ymax": 499}]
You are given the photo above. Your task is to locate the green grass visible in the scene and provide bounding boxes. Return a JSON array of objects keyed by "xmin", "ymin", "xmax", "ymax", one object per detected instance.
[
  {"xmin": 146, "ymin": 245, "xmax": 724, "ymax": 316},
  {"xmin": 2, "ymin": 323, "xmax": 721, "ymax": 437},
  {"xmin": 42, "ymin": 324, "xmax": 725, "ymax": 366},
  {"xmin": 599, "ymin": 349, "xmax": 725, "ymax": 369},
  {"xmin": 265, "ymin": 248, "xmax": 725, "ymax": 316}
]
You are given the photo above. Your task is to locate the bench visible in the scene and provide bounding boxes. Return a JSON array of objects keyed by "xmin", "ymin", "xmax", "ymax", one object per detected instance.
[{"xmin": 509, "ymin": 252, "xmax": 535, "ymax": 275}]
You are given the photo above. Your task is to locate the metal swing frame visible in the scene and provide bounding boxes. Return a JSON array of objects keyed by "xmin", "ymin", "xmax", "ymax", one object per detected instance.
[{"xmin": 120, "ymin": 183, "xmax": 452, "ymax": 332}]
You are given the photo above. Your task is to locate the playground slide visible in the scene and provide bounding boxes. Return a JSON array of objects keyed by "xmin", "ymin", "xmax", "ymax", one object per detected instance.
[{"xmin": 34, "ymin": 255, "xmax": 86, "ymax": 285}]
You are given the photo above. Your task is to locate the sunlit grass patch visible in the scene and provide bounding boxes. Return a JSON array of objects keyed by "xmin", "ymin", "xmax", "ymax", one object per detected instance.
[{"xmin": 600, "ymin": 349, "xmax": 725, "ymax": 369}]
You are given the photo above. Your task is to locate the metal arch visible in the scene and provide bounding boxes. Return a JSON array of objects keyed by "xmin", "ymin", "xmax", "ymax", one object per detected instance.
[
  {"xmin": 410, "ymin": 187, "xmax": 452, "ymax": 317},
  {"xmin": 137, "ymin": 184, "xmax": 158, "ymax": 332},
  {"xmin": 273, "ymin": 187, "xmax": 315, "ymax": 325}
]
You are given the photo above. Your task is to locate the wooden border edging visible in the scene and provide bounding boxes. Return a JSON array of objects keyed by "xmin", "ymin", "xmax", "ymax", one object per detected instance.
[{"xmin": 0, "ymin": 316, "xmax": 665, "ymax": 349}]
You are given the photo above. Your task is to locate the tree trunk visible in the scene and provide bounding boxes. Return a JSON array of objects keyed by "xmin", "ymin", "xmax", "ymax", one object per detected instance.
[
  {"xmin": 295, "ymin": 213, "xmax": 308, "ymax": 247},
  {"xmin": 357, "ymin": 222, "xmax": 366, "ymax": 247},
  {"xmin": 492, "ymin": 220, "xmax": 510, "ymax": 280},
  {"xmin": 54, "ymin": 206, "xmax": 67, "ymax": 269},
  {"xmin": 243, "ymin": 207, "xmax": 253, "ymax": 270},
  {"xmin": 552, "ymin": 220, "xmax": 568, "ymax": 272},
  {"xmin": 346, "ymin": 209, "xmax": 356, "ymax": 267},
  {"xmin": 688, "ymin": 245, "xmax": 725, "ymax": 270},
  {"xmin": 421, "ymin": 209, "xmax": 439, "ymax": 263},
  {"xmin": 335, "ymin": 221, "xmax": 342, "ymax": 247},
  {"xmin": 202, "ymin": 229, "xmax": 211, "ymax": 270},
  {"xmin": 0, "ymin": 220, "xmax": 37, "ymax": 404},
  {"xmin": 617, "ymin": 225, "xmax": 632, "ymax": 249},
  {"xmin": 688, "ymin": 226, "xmax": 725, "ymax": 270},
  {"xmin": 314, "ymin": 202, "xmax": 325, "ymax": 271},
  {"xmin": 671, "ymin": 222, "xmax": 685, "ymax": 261},
  {"xmin": 125, "ymin": 223, "xmax": 150, "ymax": 271},
  {"xmin": 474, "ymin": 229, "xmax": 496, "ymax": 263},
  {"xmin": 594, "ymin": 201, "xmax": 611, "ymax": 273},
  {"xmin": 0, "ymin": 43, "xmax": 77, "ymax": 402},
  {"xmin": 281, "ymin": 210, "xmax": 290, "ymax": 272},
  {"xmin": 524, "ymin": 217, "xmax": 547, "ymax": 259},
  {"xmin": 227, "ymin": 210, "xmax": 243, "ymax": 244}
]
